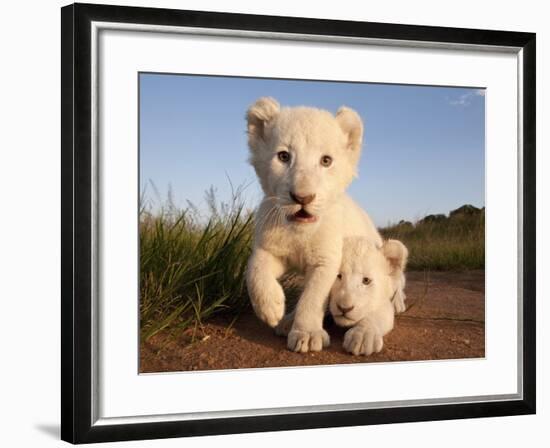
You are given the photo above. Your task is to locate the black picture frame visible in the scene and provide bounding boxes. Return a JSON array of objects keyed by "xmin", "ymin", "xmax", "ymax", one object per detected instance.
[{"xmin": 61, "ymin": 2, "xmax": 536, "ymax": 444}]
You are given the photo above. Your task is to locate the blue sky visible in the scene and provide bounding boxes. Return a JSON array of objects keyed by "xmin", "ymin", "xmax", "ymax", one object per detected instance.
[{"xmin": 139, "ymin": 73, "xmax": 485, "ymax": 227}]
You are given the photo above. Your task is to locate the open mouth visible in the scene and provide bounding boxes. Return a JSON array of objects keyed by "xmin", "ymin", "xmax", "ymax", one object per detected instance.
[{"xmin": 288, "ymin": 208, "xmax": 317, "ymax": 224}]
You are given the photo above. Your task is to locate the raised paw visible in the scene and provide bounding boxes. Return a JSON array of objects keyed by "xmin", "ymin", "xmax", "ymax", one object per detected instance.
[
  {"xmin": 251, "ymin": 293, "xmax": 285, "ymax": 328},
  {"xmin": 343, "ymin": 325, "xmax": 384, "ymax": 356},
  {"xmin": 287, "ymin": 328, "xmax": 330, "ymax": 353}
]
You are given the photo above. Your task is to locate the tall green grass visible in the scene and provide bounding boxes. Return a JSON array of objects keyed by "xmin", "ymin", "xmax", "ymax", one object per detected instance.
[
  {"xmin": 139, "ymin": 190, "xmax": 253, "ymax": 342},
  {"xmin": 380, "ymin": 211, "xmax": 485, "ymax": 271}
]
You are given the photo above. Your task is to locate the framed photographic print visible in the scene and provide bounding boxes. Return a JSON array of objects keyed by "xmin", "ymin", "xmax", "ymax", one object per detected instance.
[{"xmin": 61, "ymin": 2, "xmax": 536, "ymax": 444}]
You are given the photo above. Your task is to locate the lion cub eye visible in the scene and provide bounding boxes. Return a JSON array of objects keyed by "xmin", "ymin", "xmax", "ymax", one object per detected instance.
[
  {"xmin": 337, "ymin": 273, "xmax": 342, "ymax": 280},
  {"xmin": 320, "ymin": 155, "xmax": 333, "ymax": 167},
  {"xmin": 362, "ymin": 277, "xmax": 372, "ymax": 285},
  {"xmin": 277, "ymin": 151, "xmax": 291, "ymax": 163}
]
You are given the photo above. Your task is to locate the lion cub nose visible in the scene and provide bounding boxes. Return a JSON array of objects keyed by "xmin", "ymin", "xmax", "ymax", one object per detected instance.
[
  {"xmin": 290, "ymin": 191, "xmax": 316, "ymax": 205},
  {"xmin": 337, "ymin": 304, "xmax": 354, "ymax": 315}
]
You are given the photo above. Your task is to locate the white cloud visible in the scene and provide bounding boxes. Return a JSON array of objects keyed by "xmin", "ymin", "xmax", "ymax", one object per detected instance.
[{"xmin": 449, "ymin": 89, "xmax": 485, "ymax": 106}]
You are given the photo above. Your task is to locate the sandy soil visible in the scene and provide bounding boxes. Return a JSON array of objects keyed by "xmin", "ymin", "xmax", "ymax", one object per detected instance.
[{"xmin": 140, "ymin": 270, "xmax": 485, "ymax": 373}]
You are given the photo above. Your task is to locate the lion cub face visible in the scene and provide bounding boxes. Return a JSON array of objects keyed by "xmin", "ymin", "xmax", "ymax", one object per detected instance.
[
  {"xmin": 329, "ymin": 237, "xmax": 408, "ymax": 327},
  {"xmin": 246, "ymin": 97, "xmax": 364, "ymax": 225}
]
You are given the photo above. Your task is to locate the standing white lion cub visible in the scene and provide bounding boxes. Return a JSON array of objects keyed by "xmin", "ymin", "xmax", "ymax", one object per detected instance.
[
  {"xmin": 246, "ymin": 97, "xmax": 401, "ymax": 353},
  {"xmin": 329, "ymin": 237, "xmax": 408, "ymax": 356}
]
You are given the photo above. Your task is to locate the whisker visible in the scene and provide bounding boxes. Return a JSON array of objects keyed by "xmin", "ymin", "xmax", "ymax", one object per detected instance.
[
  {"xmin": 253, "ymin": 194, "xmax": 295, "ymax": 232},
  {"xmin": 263, "ymin": 207, "xmax": 277, "ymax": 230},
  {"xmin": 256, "ymin": 203, "xmax": 278, "ymax": 231},
  {"xmin": 275, "ymin": 206, "xmax": 285, "ymax": 228}
]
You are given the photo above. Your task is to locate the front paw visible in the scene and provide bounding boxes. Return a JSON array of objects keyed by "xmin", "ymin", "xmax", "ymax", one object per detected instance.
[
  {"xmin": 343, "ymin": 325, "xmax": 383, "ymax": 356},
  {"xmin": 251, "ymin": 292, "xmax": 285, "ymax": 328},
  {"xmin": 287, "ymin": 328, "xmax": 330, "ymax": 353}
]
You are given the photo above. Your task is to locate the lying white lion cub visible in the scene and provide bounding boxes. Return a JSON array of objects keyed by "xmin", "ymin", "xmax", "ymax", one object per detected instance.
[{"xmin": 329, "ymin": 237, "xmax": 408, "ymax": 356}]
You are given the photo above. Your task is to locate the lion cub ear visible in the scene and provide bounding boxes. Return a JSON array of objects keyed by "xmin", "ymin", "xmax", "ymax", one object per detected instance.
[
  {"xmin": 382, "ymin": 239, "xmax": 409, "ymax": 275},
  {"xmin": 246, "ymin": 97, "xmax": 280, "ymax": 151},
  {"xmin": 335, "ymin": 106, "xmax": 363, "ymax": 153}
]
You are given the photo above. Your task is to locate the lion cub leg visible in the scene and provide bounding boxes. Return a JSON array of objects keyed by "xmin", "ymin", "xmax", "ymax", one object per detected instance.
[
  {"xmin": 246, "ymin": 248, "xmax": 286, "ymax": 328},
  {"xmin": 287, "ymin": 265, "xmax": 338, "ymax": 352}
]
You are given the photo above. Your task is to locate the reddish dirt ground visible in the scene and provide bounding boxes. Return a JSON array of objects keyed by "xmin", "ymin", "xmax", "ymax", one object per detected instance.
[{"xmin": 140, "ymin": 270, "xmax": 485, "ymax": 373}]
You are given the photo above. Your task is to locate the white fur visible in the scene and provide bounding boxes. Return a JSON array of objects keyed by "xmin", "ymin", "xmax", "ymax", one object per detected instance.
[
  {"xmin": 385, "ymin": 240, "xmax": 409, "ymax": 314},
  {"xmin": 245, "ymin": 97, "xmax": 383, "ymax": 352},
  {"xmin": 329, "ymin": 237, "xmax": 408, "ymax": 356}
]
